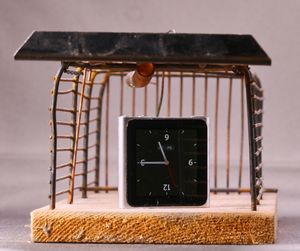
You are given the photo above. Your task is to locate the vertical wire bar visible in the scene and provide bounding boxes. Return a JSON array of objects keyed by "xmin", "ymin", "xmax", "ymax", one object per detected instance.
[
  {"xmin": 192, "ymin": 73, "xmax": 196, "ymax": 116},
  {"xmin": 120, "ymin": 75, "xmax": 124, "ymax": 116},
  {"xmin": 226, "ymin": 77, "xmax": 233, "ymax": 191},
  {"xmin": 49, "ymin": 65, "xmax": 66, "ymax": 210},
  {"xmin": 204, "ymin": 73, "xmax": 208, "ymax": 116},
  {"xmin": 144, "ymin": 85, "xmax": 148, "ymax": 116},
  {"xmin": 179, "ymin": 72, "xmax": 183, "ymax": 117},
  {"xmin": 238, "ymin": 78, "xmax": 245, "ymax": 190},
  {"xmin": 105, "ymin": 78, "xmax": 110, "ymax": 192},
  {"xmin": 68, "ymin": 68, "xmax": 87, "ymax": 204},
  {"xmin": 253, "ymin": 75, "xmax": 264, "ymax": 203},
  {"xmin": 214, "ymin": 77, "xmax": 220, "ymax": 190},
  {"xmin": 244, "ymin": 70, "xmax": 257, "ymax": 211},
  {"xmin": 70, "ymin": 69, "xmax": 80, "ymax": 198},
  {"xmin": 254, "ymin": 97, "xmax": 261, "ymax": 203},
  {"xmin": 132, "ymin": 87, "xmax": 136, "ymax": 116},
  {"xmin": 167, "ymin": 72, "xmax": 171, "ymax": 117},
  {"xmin": 94, "ymin": 75, "xmax": 107, "ymax": 193},
  {"xmin": 156, "ymin": 74, "xmax": 159, "ymax": 115},
  {"xmin": 259, "ymin": 81, "xmax": 263, "ymax": 200},
  {"xmin": 82, "ymin": 69, "xmax": 93, "ymax": 198}
]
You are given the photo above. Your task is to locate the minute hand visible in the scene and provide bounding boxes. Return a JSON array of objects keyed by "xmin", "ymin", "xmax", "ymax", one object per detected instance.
[
  {"xmin": 138, "ymin": 161, "xmax": 166, "ymax": 165},
  {"xmin": 158, "ymin": 141, "xmax": 169, "ymax": 165}
]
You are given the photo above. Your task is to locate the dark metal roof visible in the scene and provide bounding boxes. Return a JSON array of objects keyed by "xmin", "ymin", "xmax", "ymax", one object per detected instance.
[{"xmin": 14, "ymin": 31, "xmax": 271, "ymax": 65}]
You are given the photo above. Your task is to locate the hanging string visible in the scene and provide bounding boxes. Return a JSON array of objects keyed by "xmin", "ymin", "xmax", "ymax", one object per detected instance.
[{"xmin": 156, "ymin": 72, "xmax": 165, "ymax": 117}]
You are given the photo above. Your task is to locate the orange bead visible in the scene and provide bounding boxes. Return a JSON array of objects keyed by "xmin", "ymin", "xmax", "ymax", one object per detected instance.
[{"xmin": 126, "ymin": 63, "xmax": 154, "ymax": 88}]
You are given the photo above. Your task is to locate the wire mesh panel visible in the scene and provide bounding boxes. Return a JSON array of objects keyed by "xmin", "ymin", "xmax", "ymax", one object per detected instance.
[
  {"xmin": 49, "ymin": 66, "xmax": 111, "ymax": 209},
  {"xmin": 244, "ymin": 70, "xmax": 265, "ymax": 209},
  {"xmin": 49, "ymin": 64, "xmax": 264, "ymax": 210}
]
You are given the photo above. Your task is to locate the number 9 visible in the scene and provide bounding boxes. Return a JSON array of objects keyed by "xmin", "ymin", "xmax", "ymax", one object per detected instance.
[{"xmin": 164, "ymin": 134, "xmax": 169, "ymax": 141}]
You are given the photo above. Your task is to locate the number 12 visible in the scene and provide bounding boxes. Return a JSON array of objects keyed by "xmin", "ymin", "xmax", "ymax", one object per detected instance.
[{"xmin": 163, "ymin": 183, "xmax": 171, "ymax": 191}]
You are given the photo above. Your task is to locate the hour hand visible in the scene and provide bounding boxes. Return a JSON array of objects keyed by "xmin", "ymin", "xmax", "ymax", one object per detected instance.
[{"xmin": 158, "ymin": 141, "xmax": 169, "ymax": 165}]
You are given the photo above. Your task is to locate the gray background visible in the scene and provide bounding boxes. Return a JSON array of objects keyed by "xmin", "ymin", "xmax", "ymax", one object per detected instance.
[
  {"xmin": 1, "ymin": 0, "xmax": 300, "ymax": 166},
  {"xmin": 1, "ymin": 0, "xmax": 300, "ymax": 249}
]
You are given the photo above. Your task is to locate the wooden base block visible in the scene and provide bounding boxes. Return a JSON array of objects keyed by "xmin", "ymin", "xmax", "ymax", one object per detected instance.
[{"xmin": 31, "ymin": 192, "xmax": 277, "ymax": 244}]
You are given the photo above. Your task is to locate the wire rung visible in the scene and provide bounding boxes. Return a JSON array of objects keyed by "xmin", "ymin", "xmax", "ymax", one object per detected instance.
[
  {"xmin": 56, "ymin": 135, "xmax": 74, "ymax": 139},
  {"xmin": 56, "ymin": 162, "xmax": 72, "ymax": 169},
  {"xmin": 256, "ymin": 190, "xmax": 263, "ymax": 201},
  {"xmin": 90, "ymin": 107, "xmax": 99, "ymax": 111},
  {"xmin": 56, "ymin": 175, "xmax": 71, "ymax": 182},
  {"xmin": 251, "ymin": 82, "xmax": 264, "ymax": 92},
  {"xmin": 76, "ymin": 92, "xmax": 91, "ymax": 99},
  {"xmin": 88, "ymin": 156, "xmax": 97, "ymax": 161},
  {"xmin": 254, "ymin": 109, "xmax": 263, "ymax": 115},
  {"xmin": 88, "ymin": 144, "xmax": 97, "ymax": 149},
  {"xmin": 77, "ymin": 148, "xmax": 87, "ymax": 152},
  {"xmin": 56, "ymin": 148, "xmax": 73, "ymax": 152},
  {"xmin": 58, "ymin": 89, "xmax": 75, "ymax": 95},
  {"xmin": 54, "ymin": 78, "xmax": 79, "ymax": 83},
  {"xmin": 88, "ymin": 130, "xmax": 98, "ymax": 136},
  {"xmin": 57, "ymin": 121, "xmax": 75, "ymax": 127},
  {"xmin": 254, "ymin": 123, "xmax": 263, "ymax": 128},
  {"xmin": 76, "ymin": 160, "xmax": 87, "ymax": 165},
  {"xmin": 86, "ymin": 181, "xmax": 95, "ymax": 186},
  {"xmin": 89, "ymin": 118, "xmax": 98, "ymax": 123},
  {"xmin": 83, "ymin": 186, "xmax": 118, "ymax": 192},
  {"xmin": 255, "ymin": 136, "xmax": 263, "ymax": 142},
  {"xmin": 255, "ymin": 147, "xmax": 263, "ymax": 156},
  {"xmin": 255, "ymin": 163, "xmax": 263, "ymax": 172},
  {"xmin": 54, "ymin": 189, "xmax": 70, "ymax": 196},
  {"xmin": 256, "ymin": 178, "xmax": 263, "ymax": 187},
  {"xmin": 56, "ymin": 107, "xmax": 75, "ymax": 113},
  {"xmin": 252, "ymin": 94, "xmax": 264, "ymax": 101},
  {"xmin": 78, "ymin": 134, "xmax": 88, "ymax": 140}
]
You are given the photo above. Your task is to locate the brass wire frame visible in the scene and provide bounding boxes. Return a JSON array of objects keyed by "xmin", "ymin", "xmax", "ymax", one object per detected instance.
[{"xmin": 49, "ymin": 63, "xmax": 269, "ymax": 211}]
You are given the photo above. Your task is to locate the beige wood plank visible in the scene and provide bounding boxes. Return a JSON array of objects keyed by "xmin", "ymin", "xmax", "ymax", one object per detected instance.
[{"xmin": 31, "ymin": 192, "xmax": 277, "ymax": 244}]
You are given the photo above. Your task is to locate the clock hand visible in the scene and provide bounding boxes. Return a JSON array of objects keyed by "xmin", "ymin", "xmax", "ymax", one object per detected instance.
[
  {"xmin": 158, "ymin": 142, "xmax": 177, "ymax": 187},
  {"xmin": 138, "ymin": 160, "xmax": 166, "ymax": 166},
  {"xmin": 165, "ymin": 165, "xmax": 177, "ymax": 188},
  {"xmin": 158, "ymin": 141, "xmax": 169, "ymax": 165}
]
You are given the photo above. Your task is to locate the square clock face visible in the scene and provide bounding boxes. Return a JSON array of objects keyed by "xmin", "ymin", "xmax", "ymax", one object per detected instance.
[{"xmin": 125, "ymin": 117, "xmax": 208, "ymax": 207}]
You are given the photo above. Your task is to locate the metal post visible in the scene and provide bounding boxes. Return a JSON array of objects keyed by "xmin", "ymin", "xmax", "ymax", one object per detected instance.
[
  {"xmin": 95, "ymin": 75, "xmax": 107, "ymax": 192},
  {"xmin": 243, "ymin": 68, "xmax": 257, "ymax": 211},
  {"xmin": 82, "ymin": 69, "xmax": 93, "ymax": 198}
]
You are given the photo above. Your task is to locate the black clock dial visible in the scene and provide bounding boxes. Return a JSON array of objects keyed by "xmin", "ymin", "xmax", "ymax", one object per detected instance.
[{"xmin": 127, "ymin": 118, "xmax": 208, "ymax": 206}]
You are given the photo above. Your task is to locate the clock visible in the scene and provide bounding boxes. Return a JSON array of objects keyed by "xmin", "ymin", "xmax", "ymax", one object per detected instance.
[{"xmin": 119, "ymin": 116, "xmax": 209, "ymax": 208}]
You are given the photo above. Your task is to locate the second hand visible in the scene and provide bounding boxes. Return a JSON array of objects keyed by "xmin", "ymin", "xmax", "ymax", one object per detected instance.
[{"xmin": 158, "ymin": 141, "xmax": 177, "ymax": 187}]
